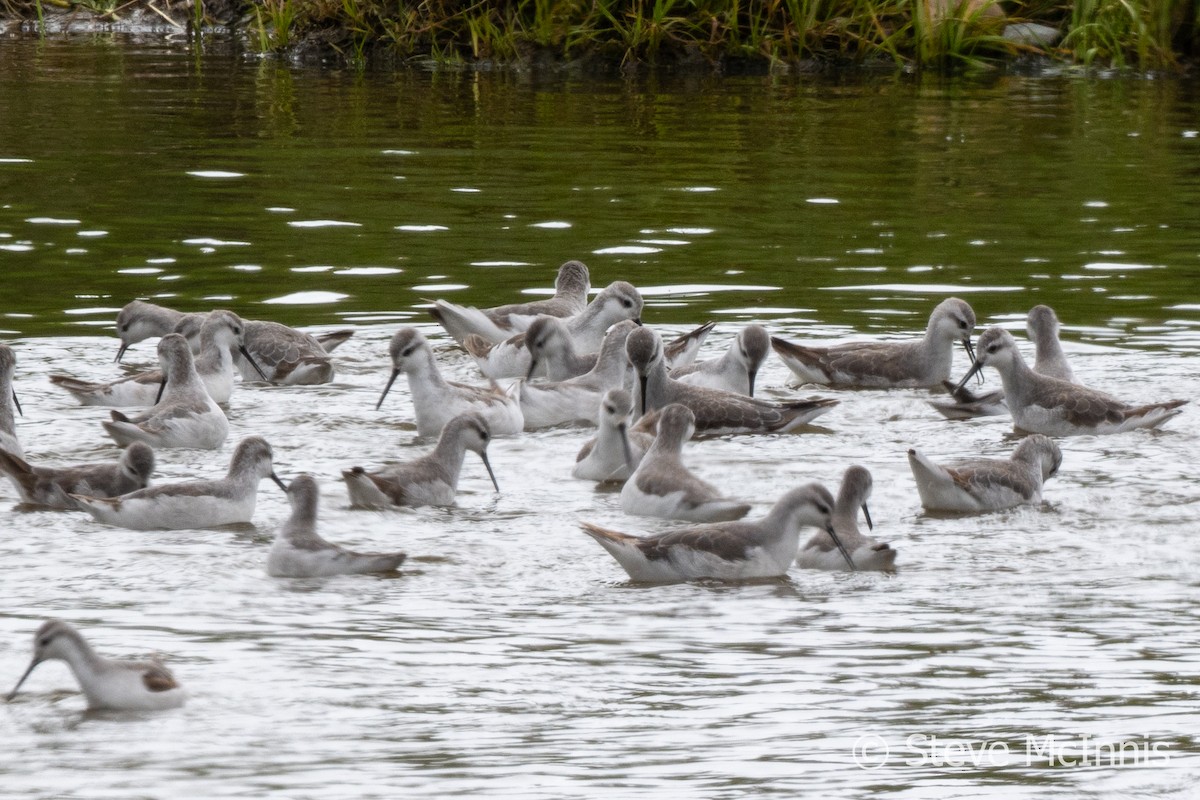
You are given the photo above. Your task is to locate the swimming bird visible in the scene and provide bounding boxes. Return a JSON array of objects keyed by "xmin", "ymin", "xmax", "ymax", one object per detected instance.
[
  {"xmin": 51, "ymin": 310, "xmax": 266, "ymax": 407},
  {"xmin": 771, "ymin": 297, "xmax": 977, "ymax": 388},
  {"xmin": 908, "ymin": 434, "xmax": 1063, "ymax": 512},
  {"xmin": 672, "ymin": 324, "xmax": 769, "ymax": 397},
  {"xmin": 101, "ymin": 335, "xmax": 228, "ymax": 450},
  {"xmin": 581, "ymin": 483, "xmax": 847, "ymax": 583},
  {"xmin": 0, "ymin": 344, "xmax": 21, "ymax": 458},
  {"xmin": 572, "ymin": 389, "xmax": 654, "ymax": 483},
  {"xmin": 375, "ymin": 328, "xmax": 523, "ymax": 438},
  {"xmin": 954, "ymin": 327, "xmax": 1186, "ymax": 436},
  {"xmin": 929, "ymin": 305, "xmax": 1078, "ymax": 420},
  {"xmin": 430, "ymin": 260, "xmax": 591, "ymax": 345},
  {"xmin": 500, "ymin": 318, "xmax": 714, "ymax": 385},
  {"xmin": 460, "ymin": 281, "xmax": 644, "ymax": 380},
  {"xmin": 796, "ymin": 465, "xmax": 895, "ymax": 571},
  {"xmin": 113, "ymin": 301, "xmax": 351, "ymax": 382},
  {"xmin": 267, "ymin": 475, "xmax": 407, "ymax": 577},
  {"xmin": 626, "ymin": 327, "xmax": 837, "ymax": 435},
  {"xmin": 467, "ymin": 316, "xmax": 593, "ymax": 383},
  {"xmin": 114, "ymin": 300, "xmax": 204, "ymax": 363},
  {"xmin": 6, "ymin": 619, "xmax": 185, "ymax": 712},
  {"xmin": 72, "ymin": 436, "xmax": 286, "ymax": 529},
  {"xmin": 1026, "ymin": 304, "xmax": 1076, "ymax": 383},
  {"xmin": 0, "ymin": 442, "xmax": 155, "ymax": 509},
  {"xmin": 342, "ymin": 412, "xmax": 499, "ymax": 508},
  {"xmin": 619, "ymin": 404, "xmax": 750, "ymax": 522},
  {"xmin": 518, "ymin": 320, "xmax": 638, "ymax": 429}
]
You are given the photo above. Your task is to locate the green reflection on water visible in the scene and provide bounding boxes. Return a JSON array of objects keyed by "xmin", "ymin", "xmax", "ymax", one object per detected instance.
[{"xmin": 1, "ymin": 38, "xmax": 1198, "ymax": 343}]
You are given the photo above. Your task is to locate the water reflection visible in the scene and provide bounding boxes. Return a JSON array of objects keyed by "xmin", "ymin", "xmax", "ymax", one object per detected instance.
[{"xmin": 0, "ymin": 36, "xmax": 1199, "ymax": 800}]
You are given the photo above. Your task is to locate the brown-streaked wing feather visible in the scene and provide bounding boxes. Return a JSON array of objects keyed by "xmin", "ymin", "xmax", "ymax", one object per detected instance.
[{"xmin": 142, "ymin": 664, "xmax": 179, "ymax": 693}]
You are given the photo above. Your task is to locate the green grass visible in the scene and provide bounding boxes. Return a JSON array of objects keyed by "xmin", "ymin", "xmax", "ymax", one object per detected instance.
[{"xmin": 4, "ymin": 0, "xmax": 1198, "ymax": 70}]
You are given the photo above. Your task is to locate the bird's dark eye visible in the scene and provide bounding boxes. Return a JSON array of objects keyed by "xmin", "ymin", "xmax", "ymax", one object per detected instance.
[
  {"xmin": 120, "ymin": 324, "xmax": 129, "ymax": 332},
  {"xmin": 988, "ymin": 344, "xmax": 999, "ymax": 353},
  {"xmin": 38, "ymin": 637, "xmax": 51, "ymax": 647},
  {"xmin": 957, "ymin": 320, "xmax": 968, "ymax": 329},
  {"xmin": 818, "ymin": 504, "xmax": 830, "ymax": 515},
  {"xmin": 402, "ymin": 346, "xmax": 417, "ymax": 357},
  {"xmin": 621, "ymin": 299, "xmax": 632, "ymax": 308},
  {"xmin": 604, "ymin": 405, "xmax": 615, "ymax": 414}
]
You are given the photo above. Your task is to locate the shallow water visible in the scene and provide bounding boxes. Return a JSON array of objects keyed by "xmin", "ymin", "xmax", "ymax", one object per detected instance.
[{"xmin": 1, "ymin": 36, "xmax": 1199, "ymax": 799}]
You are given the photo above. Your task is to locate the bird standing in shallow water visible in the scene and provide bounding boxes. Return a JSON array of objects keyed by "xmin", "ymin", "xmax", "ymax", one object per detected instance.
[
  {"xmin": 7, "ymin": 619, "xmax": 185, "ymax": 712},
  {"xmin": 581, "ymin": 483, "xmax": 851, "ymax": 583},
  {"xmin": 772, "ymin": 297, "xmax": 977, "ymax": 389},
  {"xmin": 908, "ymin": 434, "xmax": 1063, "ymax": 513},
  {"xmin": 954, "ymin": 327, "xmax": 1186, "ymax": 436},
  {"xmin": 72, "ymin": 436, "xmax": 287, "ymax": 530},
  {"xmin": 267, "ymin": 475, "xmax": 407, "ymax": 578},
  {"xmin": 626, "ymin": 327, "xmax": 837, "ymax": 435},
  {"xmin": 0, "ymin": 442, "xmax": 155, "ymax": 509},
  {"xmin": 100, "ymin": 334, "xmax": 228, "ymax": 450},
  {"xmin": 796, "ymin": 466, "xmax": 895, "ymax": 571},
  {"xmin": 619, "ymin": 404, "xmax": 751, "ymax": 523},
  {"xmin": 375, "ymin": 327, "xmax": 524, "ymax": 438},
  {"xmin": 342, "ymin": 412, "xmax": 499, "ymax": 508}
]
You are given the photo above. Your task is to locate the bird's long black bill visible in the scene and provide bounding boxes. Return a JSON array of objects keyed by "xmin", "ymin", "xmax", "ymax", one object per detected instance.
[
  {"xmin": 827, "ymin": 525, "xmax": 857, "ymax": 571},
  {"xmin": 618, "ymin": 423, "xmax": 635, "ymax": 472},
  {"xmin": 525, "ymin": 357, "xmax": 539, "ymax": 382},
  {"xmin": 239, "ymin": 346, "xmax": 269, "ymax": 381},
  {"xmin": 270, "ymin": 472, "xmax": 289, "ymax": 493},
  {"xmin": 479, "ymin": 452, "xmax": 500, "ymax": 492},
  {"xmin": 11, "ymin": 390, "xmax": 21, "ymax": 417},
  {"xmin": 154, "ymin": 378, "xmax": 166, "ymax": 405},
  {"xmin": 114, "ymin": 342, "xmax": 130, "ymax": 363},
  {"xmin": 953, "ymin": 359, "xmax": 986, "ymax": 394},
  {"xmin": 862, "ymin": 503, "xmax": 873, "ymax": 531},
  {"xmin": 961, "ymin": 337, "xmax": 982, "ymax": 384},
  {"xmin": 638, "ymin": 375, "xmax": 648, "ymax": 417},
  {"xmin": 375, "ymin": 369, "xmax": 401, "ymax": 410},
  {"xmin": 747, "ymin": 370, "xmax": 757, "ymax": 399},
  {"xmin": 6, "ymin": 658, "xmax": 39, "ymax": 702}
]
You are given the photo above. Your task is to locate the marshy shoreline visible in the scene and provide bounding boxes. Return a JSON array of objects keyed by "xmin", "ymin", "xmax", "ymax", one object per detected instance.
[{"xmin": 1, "ymin": 1, "xmax": 1197, "ymax": 74}]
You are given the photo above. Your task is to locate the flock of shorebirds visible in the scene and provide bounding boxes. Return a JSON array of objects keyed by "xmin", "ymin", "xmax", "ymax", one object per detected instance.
[{"xmin": 2, "ymin": 259, "xmax": 1188, "ymax": 712}]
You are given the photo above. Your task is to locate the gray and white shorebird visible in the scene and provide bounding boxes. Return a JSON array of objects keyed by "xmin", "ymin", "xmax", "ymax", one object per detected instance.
[
  {"xmin": 113, "ymin": 300, "xmax": 351, "ymax": 384},
  {"xmin": 672, "ymin": 324, "xmax": 770, "ymax": 397},
  {"xmin": 101, "ymin": 334, "xmax": 229, "ymax": 450},
  {"xmin": 52, "ymin": 310, "xmax": 266, "ymax": 407},
  {"xmin": 342, "ymin": 412, "xmax": 499, "ymax": 508},
  {"xmin": 954, "ymin": 327, "xmax": 1186, "ymax": 436},
  {"xmin": 796, "ymin": 465, "xmax": 895, "ymax": 571},
  {"xmin": 267, "ymin": 475, "xmax": 407, "ymax": 578},
  {"xmin": 72, "ymin": 436, "xmax": 287, "ymax": 530},
  {"xmin": 581, "ymin": 483, "xmax": 848, "ymax": 583},
  {"xmin": 502, "ymin": 318, "xmax": 715, "ymax": 384},
  {"xmin": 1026, "ymin": 304, "xmax": 1076, "ymax": 383},
  {"xmin": 7, "ymin": 619, "xmax": 185, "ymax": 712},
  {"xmin": 375, "ymin": 328, "xmax": 524, "ymax": 438},
  {"xmin": 929, "ymin": 304, "xmax": 1078, "ymax": 420},
  {"xmin": 429, "ymin": 259, "xmax": 591, "ymax": 345},
  {"xmin": 0, "ymin": 343, "xmax": 22, "ymax": 458},
  {"xmin": 572, "ymin": 389, "xmax": 654, "ymax": 483},
  {"xmin": 626, "ymin": 327, "xmax": 837, "ymax": 435},
  {"xmin": 0, "ymin": 442, "xmax": 155, "ymax": 510},
  {"xmin": 772, "ymin": 297, "xmax": 977, "ymax": 388},
  {"xmin": 469, "ymin": 315, "xmax": 593, "ymax": 383},
  {"xmin": 461, "ymin": 281, "xmax": 644, "ymax": 380},
  {"xmin": 908, "ymin": 434, "xmax": 1063, "ymax": 513},
  {"xmin": 619, "ymin": 404, "xmax": 750, "ymax": 523},
  {"xmin": 519, "ymin": 320, "xmax": 639, "ymax": 429}
]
